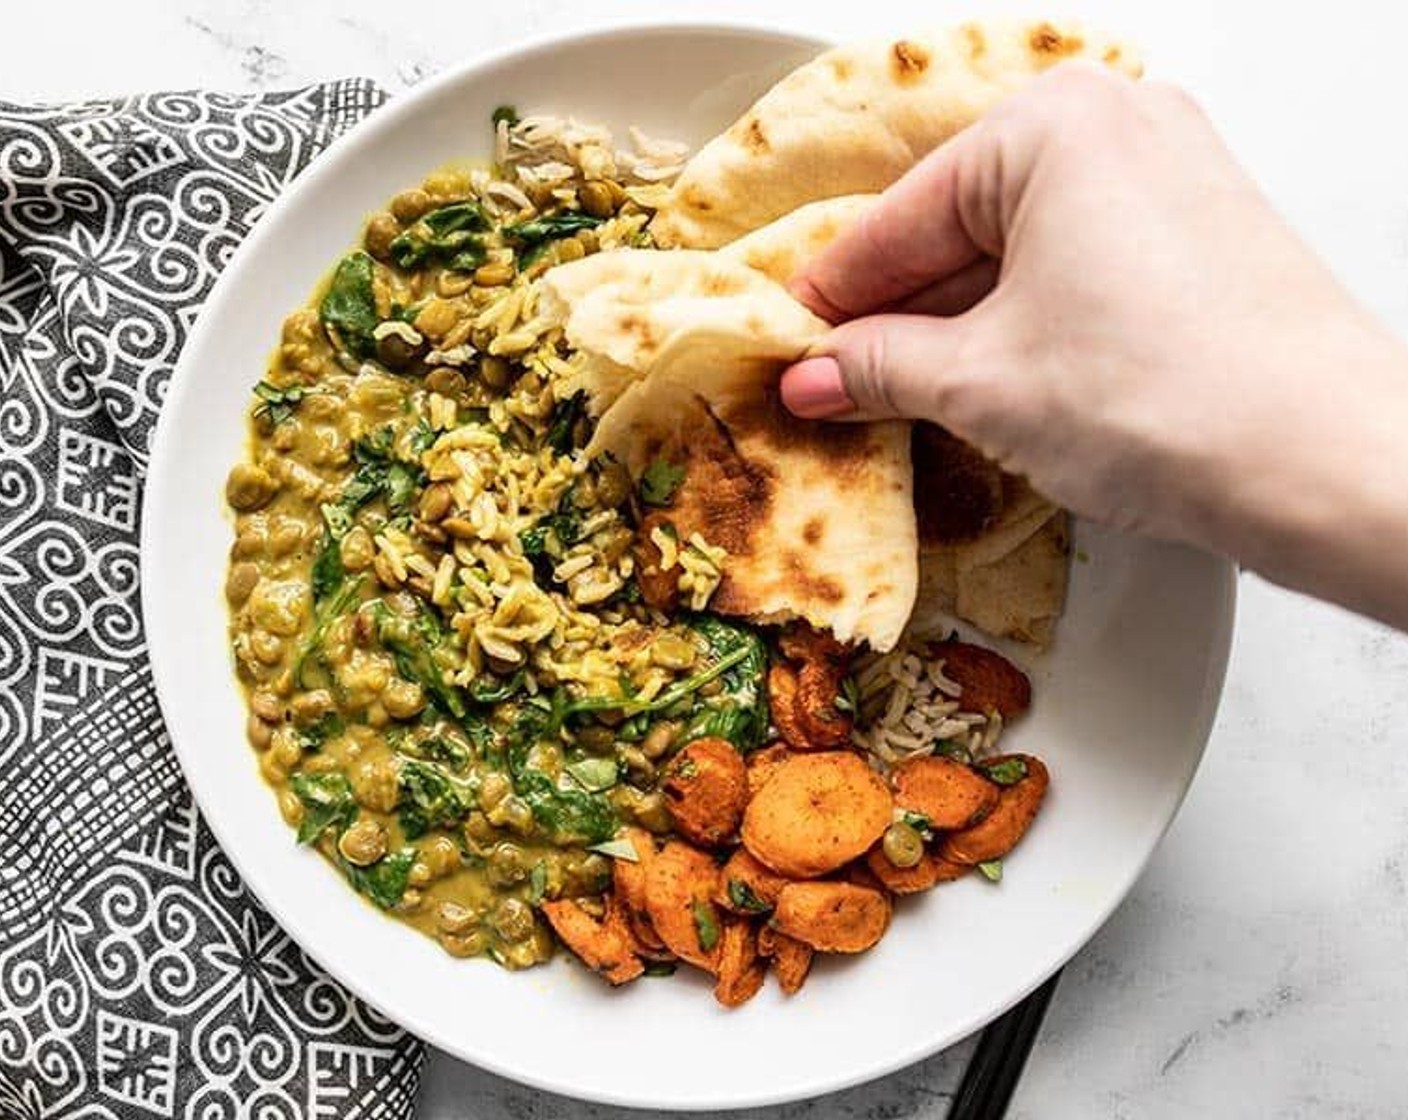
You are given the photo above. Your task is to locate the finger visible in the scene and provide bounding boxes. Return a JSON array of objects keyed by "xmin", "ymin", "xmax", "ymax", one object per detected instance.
[
  {"xmin": 780, "ymin": 312, "xmax": 985, "ymax": 423},
  {"xmin": 890, "ymin": 256, "xmax": 1000, "ymax": 318},
  {"xmin": 787, "ymin": 124, "xmax": 993, "ymax": 323}
]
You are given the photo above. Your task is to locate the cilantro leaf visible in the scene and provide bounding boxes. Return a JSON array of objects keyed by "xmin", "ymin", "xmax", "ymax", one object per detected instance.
[{"xmin": 640, "ymin": 458, "xmax": 685, "ymax": 507}]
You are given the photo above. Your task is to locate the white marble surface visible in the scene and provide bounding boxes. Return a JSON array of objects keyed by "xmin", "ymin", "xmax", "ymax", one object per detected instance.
[{"xmin": 9, "ymin": 1, "xmax": 1408, "ymax": 1114}]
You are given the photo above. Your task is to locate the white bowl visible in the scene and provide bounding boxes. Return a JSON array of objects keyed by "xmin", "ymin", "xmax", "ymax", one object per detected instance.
[{"xmin": 141, "ymin": 21, "xmax": 1237, "ymax": 1111}]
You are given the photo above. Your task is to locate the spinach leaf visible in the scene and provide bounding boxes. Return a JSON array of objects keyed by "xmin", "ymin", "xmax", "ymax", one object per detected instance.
[
  {"xmin": 545, "ymin": 390, "xmax": 587, "ymax": 454},
  {"xmin": 344, "ymin": 847, "xmax": 416, "ymax": 909},
  {"xmin": 691, "ymin": 900, "xmax": 721, "ymax": 952},
  {"xmin": 289, "ymin": 771, "xmax": 357, "ymax": 845},
  {"xmin": 252, "ymin": 380, "xmax": 319, "ymax": 426},
  {"xmin": 834, "ymin": 674, "xmax": 863, "ymax": 715},
  {"xmin": 492, "ymin": 104, "xmax": 519, "ymax": 128},
  {"xmin": 565, "ymin": 757, "xmax": 618, "ymax": 793},
  {"xmin": 319, "ymin": 251, "xmax": 379, "ymax": 359},
  {"xmin": 515, "ymin": 768, "xmax": 617, "ymax": 844},
  {"xmin": 370, "ymin": 600, "xmax": 467, "ymax": 720},
  {"xmin": 293, "ymin": 577, "xmax": 364, "ymax": 689},
  {"xmin": 553, "ymin": 616, "xmax": 768, "ymax": 752},
  {"xmin": 640, "ymin": 458, "xmax": 685, "ymax": 507},
  {"xmin": 676, "ymin": 616, "xmax": 770, "ymax": 751},
  {"xmin": 980, "ymin": 757, "xmax": 1028, "ymax": 787},
  {"xmin": 468, "ymin": 669, "xmax": 525, "ymax": 704},
  {"xmin": 504, "ymin": 213, "xmax": 602, "ymax": 248},
  {"xmin": 502, "ymin": 705, "xmax": 617, "ymax": 844},
  {"xmin": 295, "ymin": 711, "xmax": 344, "ymax": 754},
  {"xmin": 321, "ymin": 426, "xmax": 426, "ymax": 539},
  {"xmin": 726, "ymin": 878, "xmax": 773, "ymax": 915},
  {"xmin": 397, "ymin": 757, "xmax": 476, "ymax": 839},
  {"xmin": 389, "ymin": 202, "xmax": 490, "ymax": 272},
  {"xmin": 310, "ymin": 531, "xmax": 344, "ymax": 604},
  {"xmin": 977, "ymin": 859, "xmax": 1003, "ymax": 883}
]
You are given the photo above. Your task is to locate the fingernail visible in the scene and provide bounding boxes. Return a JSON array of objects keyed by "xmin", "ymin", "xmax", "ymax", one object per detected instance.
[{"xmin": 780, "ymin": 356, "xmax": 855, "ymax": 418}]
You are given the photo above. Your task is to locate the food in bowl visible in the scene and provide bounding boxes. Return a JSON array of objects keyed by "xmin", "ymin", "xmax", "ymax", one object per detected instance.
[{"xmin": 222, "ymin": 19, "xmax": 1132, "ymax": 1004}]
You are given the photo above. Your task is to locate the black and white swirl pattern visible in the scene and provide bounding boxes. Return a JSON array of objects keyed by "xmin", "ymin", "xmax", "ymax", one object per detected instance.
[{"xmin": 0, "ymin": 83, "xmax": 425, "ymax": 1119}]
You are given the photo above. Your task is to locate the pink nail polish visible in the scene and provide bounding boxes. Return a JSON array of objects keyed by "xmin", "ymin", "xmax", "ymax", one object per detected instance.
[{"xmin": 781, "ymin": 356, "xmax": 855, "ymax": 419}]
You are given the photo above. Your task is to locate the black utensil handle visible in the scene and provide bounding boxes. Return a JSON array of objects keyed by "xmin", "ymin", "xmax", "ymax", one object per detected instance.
[{"xmin": 947, "ymin": 970, "xmax": 1061, "ymax": 1120}]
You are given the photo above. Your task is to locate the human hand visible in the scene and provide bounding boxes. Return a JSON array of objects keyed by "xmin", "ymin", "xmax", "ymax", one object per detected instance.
[{"xmin": 780, "ymin": 63, "xmax": 1408, "ymax": 627}]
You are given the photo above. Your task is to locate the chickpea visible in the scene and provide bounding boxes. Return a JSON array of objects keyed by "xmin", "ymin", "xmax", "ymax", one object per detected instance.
[
  {"xmin": 574, "ymin": 725, "xmax": 615, "ymax": 755},
  {"xmin": 462, "ymin": 811, "xmax": 498, "ymax": 854},
  {"xmin": 651, "ymin": 634, "xmax": 697, "ymax": 671},
  {"xmin": 382, "ymin": 678, "xmax": 425, "ymax": 720},
  {"xmin": 554, "ymin": 236, "xmax": 586, "ymax": 263},
  {"xmin": 390, "ymin": 188, "xmax": 433, "ymax": 224},
  {"xmin": 338, "ymin": 819, "xmax": 388, "ymax": 867},
  {"xmin": 349, "ymin": 755, "xmax": 399, "ymax": 813},
  {"xmin": 400, "ymin": 888, "xmax": 424, "ymax": 914},
  {"xmin": 632, "ymin": 791, "xmax": 672, "ymax": 833},
  {"xmin": 472, "ymin": 260, "xmax": 515, "ymax": 287},
  {"xmin": 249, "ymin": 630, "xmax": 284, "ymax": 666},
  {"xmin": 594, "ymin": 461, "xmax": 632, "ymax": 508},
  {"xmin": 418, "ymin": 483, "xmax": 452, "ymax": 522},
  {"xmin": 289, "ymin": 689, "xmax": 334, "ymax": 726},
  {"xmin": 408, "ymin": 861, "xmax": 432, "ymax": 887},
  {"xmin": 248, "ymin": 579, "xmax": 306, "ymax": 637},
  {"xmin": 225, "ymin": 562, "xmax": 260, "ymax": 607},
  {"xmin": 498, "ymin": 924, "xmax": 554, "ymax": 969},
  {"xmin": 486, "ymin": 841, "xmax": 528, "ymax": 887},
  {"xmin": 259, "ymin": 749, "xmax": 289, "ymax": 784},
  {"xmin": 363, "ymin": 213, "xmax": 401, "ymax": 261},
  {"xmin": 225, "ymin": 463, "xmax": 278, "ymax": 511},
  {"xmin": 231, "ymin": 520, "xmax": 268, "ymax": 559},
  {"xmin": 271, "ymin": 424, "xmax": 297, "ymax": 452},
  {"xmin": 268, "ymin": 517, "xmax": 304, "ymax": 557},
  {"xmin": 478, "ymin": 355, "xmax": 512, "ymax": 390},
  {"xmin": 488, "ymin": 797, "xmax": 534, "ymax": 837},
  {"xmin": 436, "ymin": 900, "xmax": 478, "ymax": 935},
  {"xmin": 271, "ymin": 727, "xmax": 304, "ymax": 770},
  {"xmin": 339, "ymin": 527, "xmax": 375, "ymax": 572},
  {"xmin": 424, "ymin": 367, "xmax": 467, "ymax": 396},
  {"xmin": 619, "ymin": 746, "xmax": 654, "ymax": 786},
  {"xmin": 414, "ymin": 298, "xmax": 459, "ymax": 341},
  {"xmin": 373, "ymin": 553, "xmax": 404, "ymax": 590},
  {"xmin": 278, "ymin": 788, "xmax": 304, "ymax": 828},
  {"xmin": 246, "ymin": 712, "xmax": 274, "ymax": 750},
  {"xmin": 881, "ymin": 822, "xmax": 925, "ymax": 869},
  {"xmin": 421, "ymin": 835, "xmax": 461, "ymax": 878},
  {"xmin": 375, "ymin": 330, "xmax": 426, "ymax": 372},
  {"xmin": 440, "ymin": 928, "xmax": 487, "ymax": 958},
  {"xmin": 561, "ymin": 853, "xmax": 611, "ymax": 896},
  {"xmin": 478, "ymin": 771, "xmax": 511, "ymax": 811},
  {"xmin": 490, "ymin": 898, "xmax": 535, "ymax": 944},
  {"xmin": 250, "ymin": 690, "xmax": 283, "ymax": 721},
  {"xmin": 579, "ymin": 179, "xmax": 616, "ymax": 219},
  {"xmin": 640, "ymin": 720, "xmax": 679, "ymax": 760}
]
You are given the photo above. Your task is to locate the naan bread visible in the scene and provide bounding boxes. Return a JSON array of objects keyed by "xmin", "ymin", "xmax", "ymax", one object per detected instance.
[
  {"xmin": 719, "ymin": 194, "xmax": 878, "ymax": 284},
  {"xmin": 541, "ymin": 250, "xmax": 917, "ymax": 651},
  {"xmin": 908, "ymin": 481, "xmax": 1071, "ymax": 649},
  {"xmin": 651, "ymin": 20, "xmax": 1140, "ymax": 248}
]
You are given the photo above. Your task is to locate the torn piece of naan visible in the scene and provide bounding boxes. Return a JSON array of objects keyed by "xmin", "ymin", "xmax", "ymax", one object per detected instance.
[
  {"xmin": 651, "ymin": 20, "xmax": 1140, "ymax": 248},
  {"xmin": 541, "ymin": 250, "xmax": 917, "ymax": 651}
]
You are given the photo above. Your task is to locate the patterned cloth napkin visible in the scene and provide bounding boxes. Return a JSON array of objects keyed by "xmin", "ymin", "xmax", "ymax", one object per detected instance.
[{"xmin": 0, "ymin": 83, "xmax": 429, "ymax": 1119}]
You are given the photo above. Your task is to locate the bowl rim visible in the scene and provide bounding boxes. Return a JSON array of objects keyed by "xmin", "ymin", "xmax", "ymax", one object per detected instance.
[{"xmin": 141, "ymin": 16, "xmax": 1238, "ymax": 1109}]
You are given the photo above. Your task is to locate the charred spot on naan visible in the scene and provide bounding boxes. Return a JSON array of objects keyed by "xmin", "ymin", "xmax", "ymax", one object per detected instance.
[
  {"xmin": 730, "ymin": 115, "xmax": 771, "ymax": 155},
  {"xmin": 1028, "ymin": 22, "xmax": 1085, "ymax": 60},
  {"xmin": 962, "ymin": 23, "xmax": 987, "ymax": 61},
  {"xmin": 666, "ymin": 406, "xmax": 775, "ymax": 558},
  {"xmin": 890, "ymin": 40, "xmax": 933, "ymax": 83},
  {"xmin": 912, "ymin": 423, "xmax": 1005, "ymax": 545}
]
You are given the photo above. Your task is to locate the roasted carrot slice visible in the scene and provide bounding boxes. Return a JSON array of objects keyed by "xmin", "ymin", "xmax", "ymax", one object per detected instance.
[
  {"xmin": 938, "ymin": 755, "xmax": 1049, "ymax": 865},
  {"xmin": 662, "ymin": 737, "xmax": 748, "ymax": 848},
  {"xmin": 611, "ymin": 827, "xmax": 671, "ymax": 956},
  {"xmin": 864, "ymin": 846, "xmax": 942, "ymax": 894},
  {"xmin": 768, "ymin": 664, "xmax": 819, "ymax": 751},
  {"xmin": 891, "ymin": 755, "xmax": 999, "ymax": 830},
  {"xmin": 741, "ymin": 751, "xmax": 892, "ymax": 878},
  {"xmin": 746, "ymin": 742, "xmax": 792, "ymax": 797},
  {"xmin": 771, "ymin": 881, "xmax": 892, "ymax": 953},
  {"xmin": 794, "ymin": 658, "xmax": 854, "ymax": 747},
  {"xmin": 644, "ymin": 840, "xmax": 724, "ymax": 972},
  {"xmin": 713, "ymin": 918, "xmax": 767, "ymax": 1008},
  {"xmin": 540, "ymin": 898, "xmax": 644, "ymax": 985},
  {"xmin": 758, "ymin": 926, "xmax": 814, "ymax": 995},
  {"xmin": 932, "ymin": 641, "xmax": 1031, "ymax": 718},
  {"xmin": 717, "ymin": 848, "xmax": 790, "ymax": 914}
]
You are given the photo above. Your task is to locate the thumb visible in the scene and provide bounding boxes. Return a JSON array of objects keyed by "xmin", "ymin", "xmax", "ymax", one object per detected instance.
[{"xmin": 780, "ymin": 312, "xmax": 987, "ymax": 423}]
